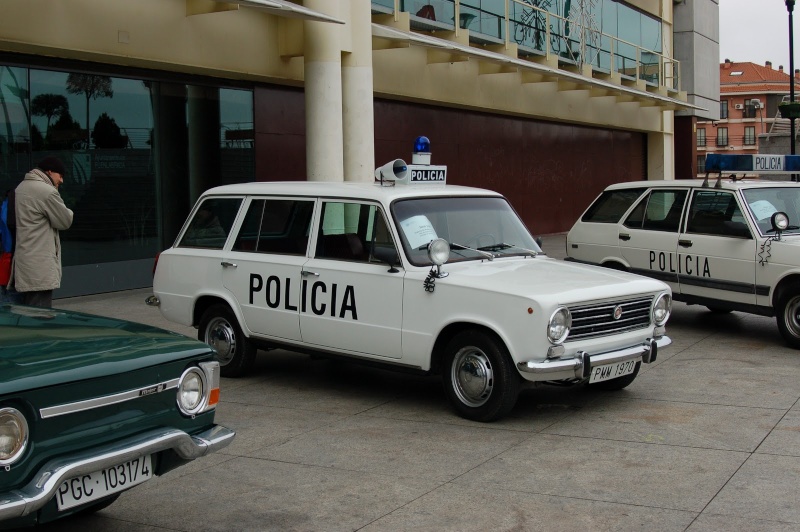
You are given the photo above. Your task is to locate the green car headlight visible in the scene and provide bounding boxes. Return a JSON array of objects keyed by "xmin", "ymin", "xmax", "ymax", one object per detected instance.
[
  {"xmin": 177, "ymin": 368, "xmax": 206, "ymax": 416},
  {"xmin": 0, "ymin": 407, "xmax": 29, "ymax": 467}
]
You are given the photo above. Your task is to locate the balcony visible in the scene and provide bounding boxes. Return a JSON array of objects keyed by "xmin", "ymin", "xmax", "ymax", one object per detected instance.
[{"xmin": 371, "ymin": 0, "xmax": 680, "ymax": 93}]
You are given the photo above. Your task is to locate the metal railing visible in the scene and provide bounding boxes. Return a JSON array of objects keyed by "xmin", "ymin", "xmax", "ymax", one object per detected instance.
[{"xmin": 372, "ymin": 0, "xmax": 680, "ymax": 92}]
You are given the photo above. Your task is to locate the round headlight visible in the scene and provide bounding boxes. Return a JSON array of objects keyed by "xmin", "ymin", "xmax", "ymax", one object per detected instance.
[
  {"xmin": 547, "ymin": 307, "xmax": 572, "ymax": 344},
  {"xmin": 652, "ymin": 293, "xmax": 672, "ymax": 326},
  {"xmin": 427, "ymin": 238, "xmax": 450, "ymax": 266},
  {"xmin": 177, "ymin": 368, "xmax": 206, "ymax": 416},
  {"xmin": 0, "ymin": 407, "xmax": 29, "ymax": 466},
  {"xmin": 771, "ymin": 212, "xmax": 790, "ymax": 232}
]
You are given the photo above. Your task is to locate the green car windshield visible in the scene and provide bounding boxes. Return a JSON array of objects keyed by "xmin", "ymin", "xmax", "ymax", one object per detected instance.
[{"xmin": 392, "ymin": 196, "xmax": 541, "ymax": 266}]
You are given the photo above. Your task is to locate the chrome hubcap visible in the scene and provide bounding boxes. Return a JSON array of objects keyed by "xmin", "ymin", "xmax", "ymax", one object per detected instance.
[
  {"xmin": 451, "ymin": 347, "xmax": 493, "ymax": 407},
  {"xmin": 786, "ymin": 295, "xmax": 800, "ymax": 337},
  {"xmin": 205, "ymin": 317, "xmax": 236, "ymax": 365}
]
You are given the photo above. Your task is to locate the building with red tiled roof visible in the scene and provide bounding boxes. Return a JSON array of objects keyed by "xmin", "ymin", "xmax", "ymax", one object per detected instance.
[{"xmin": 697, "ymin": 60, "xmax": 800, "ymax": 173}]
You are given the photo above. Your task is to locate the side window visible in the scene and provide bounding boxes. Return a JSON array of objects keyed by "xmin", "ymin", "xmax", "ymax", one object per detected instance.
[
  {"xmin": 624, "ymin": 189, "xmax": 687, "ymax": 232},
  {"xmin": 232, "ymin": 198, "xmax": 314, "ymax": 255},
  {"xmin": 687, "ymin": 191, "xmax": 750, "ymax": 238},
  {"xmin": 316, "ymin": 202, "xmax": 397, "ymax": 263},
  {"xmin": 178, "ymin": 197, "xmax": 242, "ymax": 249},
  {"xmin": 581, "ymin": 188, "xmax": 647, "ymax": 223}
]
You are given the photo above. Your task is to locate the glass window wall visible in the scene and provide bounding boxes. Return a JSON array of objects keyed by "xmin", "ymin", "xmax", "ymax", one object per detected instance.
[{"xmin": 0, "ymin": 63, "xmax": 254, "ymax": 296}]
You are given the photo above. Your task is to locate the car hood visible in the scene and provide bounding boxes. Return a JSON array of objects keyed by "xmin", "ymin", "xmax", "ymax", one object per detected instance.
[
  {"xmin": 442, "ymin": 256, "xmax": 668, "ymax": 302},
  {"xmin": 0, "ymin": 305, "xmax": 212, "ymax": 395}
]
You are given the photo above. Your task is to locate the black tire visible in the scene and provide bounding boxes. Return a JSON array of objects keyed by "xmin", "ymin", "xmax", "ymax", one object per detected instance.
[
  {"xmin": 588, "ymin": 361, "xmax": 641, "ymax": 391},
  {"xmin": 442, "ymin": 330, "xmax": 519, "ymax": 422},
  {"xmin": 198, "ymin": 304, "xmax": 257, "ymax": 377},
  {"xmin": 776, "ymin": 285, "xmax": 800, "ymax": 349}
]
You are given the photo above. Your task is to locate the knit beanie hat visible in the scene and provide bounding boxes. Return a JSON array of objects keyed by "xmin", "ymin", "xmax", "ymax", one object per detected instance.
[{"xmin": 37, "ymin": 156, "xmax": 66, "ymax": 176}]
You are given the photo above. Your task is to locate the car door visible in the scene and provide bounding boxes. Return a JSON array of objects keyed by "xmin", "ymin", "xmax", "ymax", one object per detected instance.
[
  {"xmin": 677, "ymin": 189, "xmax": 757, "ymax": 306},
  {"xmin": 221, "ymin": 196, "xmax": 315, "ymax": 342},
  {"xmin": 618, "ymin": 188, "xmax": 688, "ymax": 293},
  {"xmin": 299, "ymin": 200, "xmax": 404, "ymax": 359}
]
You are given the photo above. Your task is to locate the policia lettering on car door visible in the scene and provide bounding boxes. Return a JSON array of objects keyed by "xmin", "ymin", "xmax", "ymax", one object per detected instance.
[{"xmin": 621, "ymin": 188, "xmax": 756, "ymax": 304}]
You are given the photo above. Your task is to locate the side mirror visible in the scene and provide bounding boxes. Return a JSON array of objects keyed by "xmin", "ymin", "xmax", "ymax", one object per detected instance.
[{"xmin": 373, "ymin": 246, "xmax": 400, "ymax": 273}]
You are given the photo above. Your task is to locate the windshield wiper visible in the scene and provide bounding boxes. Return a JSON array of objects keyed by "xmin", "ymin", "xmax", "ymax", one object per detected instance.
[
  {"xmin": 478, "ymin": 242, "xmax": 541, "ymax": 256},
  {"xmin": 450, "ymin": 242, "xmax": 494, "ymax": 261}
]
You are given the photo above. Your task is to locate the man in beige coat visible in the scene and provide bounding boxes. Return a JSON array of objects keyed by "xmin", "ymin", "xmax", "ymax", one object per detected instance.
[{"xmin": 11, "ymin": 156, "xmax": 73, "ymax": 307}]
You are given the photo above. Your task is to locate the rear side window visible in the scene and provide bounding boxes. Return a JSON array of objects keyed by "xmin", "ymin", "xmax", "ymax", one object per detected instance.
[
  {"xmin": 581, "ymin": 188, "xmax": 646, "ymax": 223},
  {"xmin": 624, "ymin": 189, "xmax": 687, "ymax": 232},
  {"xmin": 178, "ymin": 197, "xmax": 242, "ymax": 249},
  {"xmin": 232, "ymin": 198, "xmax": 314, "ymax": 255}
]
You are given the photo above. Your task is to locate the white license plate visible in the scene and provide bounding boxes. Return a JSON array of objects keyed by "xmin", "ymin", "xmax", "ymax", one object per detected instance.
[
  {"xmin": 56, "ymin": 455, "xmax": 152, "ymax": 511},
  {"xmin": 589, "ymin": 359, "xmax": 637, "ymax": 383}
]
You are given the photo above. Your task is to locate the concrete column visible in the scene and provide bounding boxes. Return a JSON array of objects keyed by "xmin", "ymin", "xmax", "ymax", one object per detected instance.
[
  {"xmin": 342, "ymin": 0, "xmax": 375, "ymax": 182},
  {"xmin": 648, "ymin": 111, "xmax": 675, "ymax": 181},
  {"xmin": 304, "ymin": 0, "xmax": 344, "ymax": 182}
]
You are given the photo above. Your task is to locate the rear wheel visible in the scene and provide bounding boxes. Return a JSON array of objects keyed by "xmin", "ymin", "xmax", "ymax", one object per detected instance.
[
  {"xmin": 198, "ymin": 304, "xmax": 257, "ymax": 377},
  {"xmin": 442, "ymin": 330, "xmax": 519, "ymax": 422},
  {"xmin": 776, "ymin": 285, "xmax": 800, "ymax": 349},
  {"xmin": 588, "ymin": 362, "xmax": 641, "ymax": 391}
]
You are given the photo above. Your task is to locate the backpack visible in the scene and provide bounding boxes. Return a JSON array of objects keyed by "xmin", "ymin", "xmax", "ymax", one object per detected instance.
[{"xmin": 0, "ymin": 197, "xmax": 12, "ymax": 285}]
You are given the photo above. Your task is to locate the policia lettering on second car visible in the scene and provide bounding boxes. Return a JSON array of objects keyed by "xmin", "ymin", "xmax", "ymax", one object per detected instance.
[
  {"xmin": 249, "ymin": 273, "xmax": 358, "ymax": 320},
  {"xmin": 649, "ymin": 251, "xmax": 711, "ymax": 277}
]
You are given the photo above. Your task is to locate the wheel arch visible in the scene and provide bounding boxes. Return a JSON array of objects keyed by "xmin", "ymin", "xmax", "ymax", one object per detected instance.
[
  {"xmin": 430, "ymin": 322, "xmax": 509, "ymax": 375},
  {"xmin": 193, "ymin": 294, "xmax": 243, "ymax": 331},
  {"xmin": 772, "ymin": 274, "xmax": 800, "ymax": 308}
]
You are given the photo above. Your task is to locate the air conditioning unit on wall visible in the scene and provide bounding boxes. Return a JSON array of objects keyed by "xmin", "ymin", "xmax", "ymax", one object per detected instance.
[{"xmin": 734, "ymin": 104, "xmax": 744, "ymax": 110}]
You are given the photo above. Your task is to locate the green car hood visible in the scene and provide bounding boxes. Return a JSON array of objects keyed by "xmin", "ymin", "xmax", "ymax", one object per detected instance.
[{"xmin": 0, "ymin": 304, "xmax": 212, "ymax": 395}]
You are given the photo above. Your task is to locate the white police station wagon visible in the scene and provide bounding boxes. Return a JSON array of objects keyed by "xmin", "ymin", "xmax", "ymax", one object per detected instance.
[
  {"xmin": 567, "ymin": 153, "xmax": 800, "ymax": 349},
  {"xmin": 149, "ymin": 139, "xmax": 672, "ymax": 422}
]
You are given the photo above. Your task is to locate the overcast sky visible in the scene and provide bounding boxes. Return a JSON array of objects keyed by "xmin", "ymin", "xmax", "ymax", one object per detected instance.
[{"xmin": 719, "ymin": 0, "xmax": 798, "ymax": 69}]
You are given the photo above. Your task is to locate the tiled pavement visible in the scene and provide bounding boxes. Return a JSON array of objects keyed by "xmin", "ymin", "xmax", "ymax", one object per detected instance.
[{"xmin": 49, "ymin": 233, "xmax": 800, "ymax": 531}]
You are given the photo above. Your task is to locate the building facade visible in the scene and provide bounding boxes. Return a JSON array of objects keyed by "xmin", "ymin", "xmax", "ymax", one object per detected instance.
[
  {"xmin": 696, "ymin": 60, "xmax": 800, "ymax": 174},
  {"xmin": 0, "ymin": 0, "xmax": 716, "ymax": 297}
]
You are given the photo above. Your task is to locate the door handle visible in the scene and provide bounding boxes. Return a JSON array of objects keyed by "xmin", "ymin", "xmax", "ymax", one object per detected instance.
[
  {"xmin": 678, "ymin": 239, "xmax": 693, "ymax": 248},
  {"xmin": 220, "ymin": 261, "xmax": 237, "ymax": 268},
  {"xmin": 618, "ymin": 233, "xmax": 631, "ymax": 241},
  {"xmin": 301, "ymin": 270, "xmax": 319, "ymax": 277}
]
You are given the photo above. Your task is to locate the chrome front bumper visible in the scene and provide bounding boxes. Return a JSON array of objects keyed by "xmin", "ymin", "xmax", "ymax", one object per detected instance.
[
  {"xmin": 517, "ymin": 335, "xmax": 671, "ymax": 380},
  {"xmin": 0, "ymin": 425, "xmax": 234, "ymax": 521}
]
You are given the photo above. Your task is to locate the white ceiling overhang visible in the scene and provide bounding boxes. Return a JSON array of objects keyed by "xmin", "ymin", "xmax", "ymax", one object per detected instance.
[
  {"xmin": 372, "ymin": 23, "xmax": 705, "ymax": 112},
  {"xmin": 215, "ymin": 0, "xmax": 345, "ymax": 24}
]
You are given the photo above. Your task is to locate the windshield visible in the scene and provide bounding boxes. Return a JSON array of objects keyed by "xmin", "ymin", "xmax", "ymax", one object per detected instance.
[
  {"xmin": 742, "ymin": 187, "xmax": 800, "ymax": 235},
  {"xmin": 392, "ymin": 196, "xmax": 542, "ymax": 265}
]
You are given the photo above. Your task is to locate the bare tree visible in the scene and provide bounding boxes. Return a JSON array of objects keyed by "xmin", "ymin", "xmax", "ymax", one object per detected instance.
[{"xmin": 65, "ymin": 74, "xmax": 113, "ymax": 149}]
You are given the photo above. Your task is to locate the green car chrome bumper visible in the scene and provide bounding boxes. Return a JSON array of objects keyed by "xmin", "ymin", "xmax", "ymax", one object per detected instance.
[{"xmin": 0, "ymin": 424, "xmax": 234, "ymax": 521}]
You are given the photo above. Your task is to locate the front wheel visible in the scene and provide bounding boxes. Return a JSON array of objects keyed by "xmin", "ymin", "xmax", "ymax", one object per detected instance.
[
  {"xmin": 776, "ymin": 286, "xmax": 800, "ymax": 349},
  {"xmin": 198, "ymin": 304, "xmax": 257, "ymax": 377},
  {"xmin": 587, "ymin": 361, "xmax": 641, "ymax": 391},
  {"xmin": 442, "ymin": 330, "xmax": 519, "ymax": 422}
]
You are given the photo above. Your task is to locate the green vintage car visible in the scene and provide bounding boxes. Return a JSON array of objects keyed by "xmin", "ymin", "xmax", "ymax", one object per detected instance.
[{"xmin": 0, "ymin": 304, "xmax": 234, "ymax": 528}]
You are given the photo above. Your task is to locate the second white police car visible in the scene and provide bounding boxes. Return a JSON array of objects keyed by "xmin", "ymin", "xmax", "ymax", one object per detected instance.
[
  {"xmin": 567, "ymin": 153, "xmax": 800, "ymax": 349},
  {"xmin": 149, "ymin": 139, "xmax": 672, "ymax": 422}
]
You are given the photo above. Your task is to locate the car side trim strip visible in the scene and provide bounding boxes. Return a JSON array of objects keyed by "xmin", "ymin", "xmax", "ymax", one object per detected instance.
[{"xmin": 39, "ymin": 379, "xmax": 180, "ymax": 419}]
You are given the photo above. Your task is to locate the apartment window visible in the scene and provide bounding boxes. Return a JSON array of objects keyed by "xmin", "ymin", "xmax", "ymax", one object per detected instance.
[
  {"xmin": 697, "ymin": 155, "xmax": 706, "ymax": 174},
  {"xmin": 744, "ymin": 126, "xmax": 756, "ymax": 145},
  {"xmin": 744, "ymin": 99, "xmax": 758, "ymax": 119},
  {"xmin": 717, "ymin": 127, "xmax": 728, "ymax": 147},
  {"xmin": 720, "ymin": 100, "xmax": 728, "ymax": 119},
  {"xmin": 697, "ymin": 128, "xmax": 706, "ymax": 147}
]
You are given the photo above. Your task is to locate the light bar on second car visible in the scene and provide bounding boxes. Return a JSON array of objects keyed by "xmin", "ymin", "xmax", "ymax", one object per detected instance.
[{"xmin": 705, "ymin": 153, "xmax": 800, "ymax": 174}]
